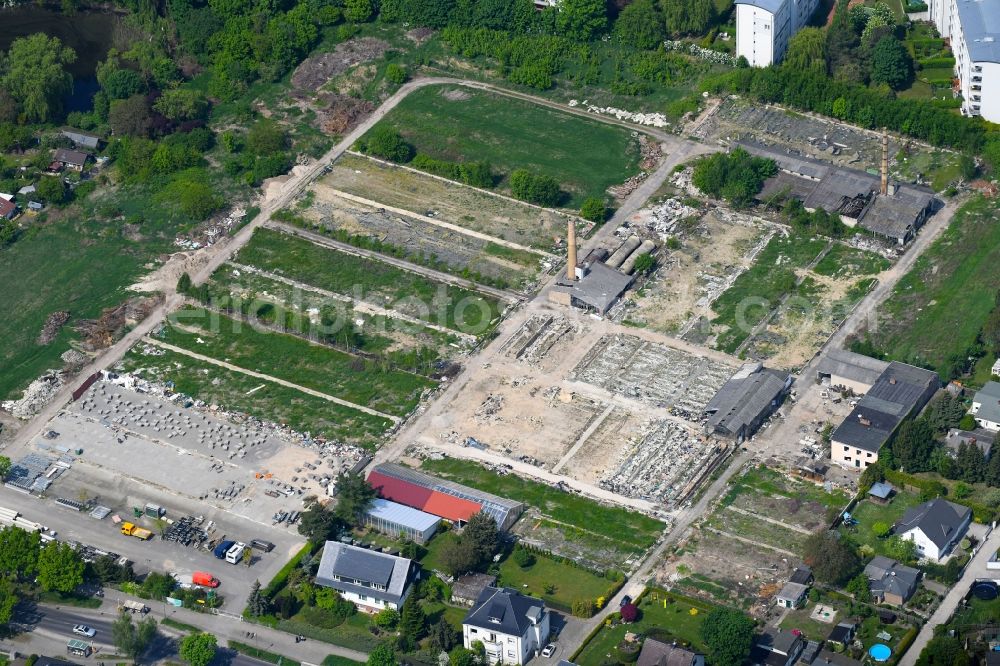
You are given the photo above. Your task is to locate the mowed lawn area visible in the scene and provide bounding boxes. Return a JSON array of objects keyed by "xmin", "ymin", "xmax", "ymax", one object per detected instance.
[
  {"xmin": 160, "ymin": 307, "xmax": 435, "ymax": 417},
  {"xmin": 840, "ymin": 488, "xmax": 924, "ymax": 555},
  {"xmin": 420, "ymin": 458, "xmax": 665, "ymax": 554},
  {"xmin": 421, "ymin": 458, "xmax": 665, "ymax": 552},
  {"xmin": 574, "ymin": 590, "xmax": 713, "ymax": 665},
  {"xmin": 369, "ymin": 85, "xmax": 642, "ymax": 206},
  {"xmin": 497, "ymin": 551, "xmax": 615, "ymax": 612},
  {"xmin": 868, "ymin": 196, "xmax": 1000, "ymax": 378},
  {"xmin": 236, "ymin": 228, "xmax": 502, "ymax": 334}
]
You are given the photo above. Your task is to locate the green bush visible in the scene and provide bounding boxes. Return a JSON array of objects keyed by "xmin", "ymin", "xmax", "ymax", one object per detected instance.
[
  {"xmin": 384, "ymin": 63, "xmax": 408, "ymax": 85},
  {"xmin": 579, "ymin": 197, "xmax": 607, "ymax": 223}
]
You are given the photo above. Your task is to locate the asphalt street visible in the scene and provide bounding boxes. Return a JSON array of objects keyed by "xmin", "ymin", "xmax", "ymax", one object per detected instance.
[{"xmin": 11, "ymin": 600, "xmax": 364, "ymax": 666}]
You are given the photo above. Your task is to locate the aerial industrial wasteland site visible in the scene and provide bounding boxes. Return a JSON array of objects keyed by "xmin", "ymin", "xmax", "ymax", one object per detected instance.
[{"xmin": 1, "ymin": 0, "xmax": 1000, "ymax": 665}]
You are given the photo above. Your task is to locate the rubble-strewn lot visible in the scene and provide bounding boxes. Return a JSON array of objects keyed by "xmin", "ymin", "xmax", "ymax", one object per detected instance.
[
  {"xmin": 45, "ymin": 378, "xmax": 365, "ymax": 524},
  {"xmin": 571, "ymin": 334, "xmax": 735, "ymax": 418}
]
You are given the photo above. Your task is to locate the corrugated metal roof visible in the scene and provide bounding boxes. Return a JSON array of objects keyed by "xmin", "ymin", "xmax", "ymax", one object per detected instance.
[
  {"xmin": 368, "ymin": 463, "xmax": 524, "ymax": 529},
  {"xmin": 366, "ymin": 498, "xmax": 441, "ymax": 532},
  {"xmin": 368, "ymin": 469, "xmax": 484, "ymax": 524}
]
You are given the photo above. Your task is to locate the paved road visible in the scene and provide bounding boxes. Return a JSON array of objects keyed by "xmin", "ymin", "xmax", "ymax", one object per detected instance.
[
  {"xmin": 898, "ymin": 527, "xmax": 1000, "ymax": 666},
  {"xmin": 12, "ymin": 601, "xmax": 365, "ymax": 665}
]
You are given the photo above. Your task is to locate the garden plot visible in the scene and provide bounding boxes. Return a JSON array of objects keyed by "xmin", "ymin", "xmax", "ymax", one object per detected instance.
[
  {"xmin": 296, "ymin": 181, "xmax": 546, "ymax": 291},
  {"xmin": 327, "ymin": 153, "xmax": 587, "ymax": 252},
  {"xmin": 616, "ymin": 204, "xmax": 772, "ymax": 335},
  {"xmin": 663, "ymin": 528, "xmax": 798, "ymax": 611},
  {"xmin": 571, "ymin": 334, "xmax": 735, "ymax": 418}
]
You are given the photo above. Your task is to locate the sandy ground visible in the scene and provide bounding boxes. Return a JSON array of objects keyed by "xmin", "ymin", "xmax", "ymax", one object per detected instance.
[{"xmin": 620, "ymin": 208, "xmax": 768, "ymax": 334}]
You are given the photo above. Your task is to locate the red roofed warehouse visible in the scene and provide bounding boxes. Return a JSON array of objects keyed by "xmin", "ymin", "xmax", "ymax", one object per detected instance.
[{"xmin": 367, "ymin": 463, "xmax": 523, "ymax": 531}]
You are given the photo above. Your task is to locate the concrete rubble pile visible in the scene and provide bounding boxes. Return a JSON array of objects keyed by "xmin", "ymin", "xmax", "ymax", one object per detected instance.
[
  {"xmin": 568, "ymin": 100, "xmax": 670, "ymax": 128},
  {"xmin": 572, "ymin": 334, "xmax": 733, "ymax": 416},
  {"xmin": 2, "ymin": 371, "xmax": 64, "ymax": 419},
  {"xmin": 600, "ymin": 419, "xmax": 721, "ymax": 506}
]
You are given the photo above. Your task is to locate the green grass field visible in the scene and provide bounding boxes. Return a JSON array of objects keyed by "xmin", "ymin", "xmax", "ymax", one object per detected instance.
[
  {"xmin": 711, "ymin": 234, "xmax": 828, "ymax": 353},
  {"xmin": 574, "ymin": 590, "xmax": 714, "ymax": 665},
  {"xmin": 0, "ymin": 202, "xmax": 192, "ymax": 400},
  {"xmin": 868, "ymin": 196, "xmax": 1000, "ymax": 377},
  {"xmin": 497, "ymin": 551, "xmax": 615, "ymax": 612},
  {"xmin": 119, "ymin": 346, "xmax": 392, "ymax": 446},
  {"xmin": 368, "ymin": 85, "xmax": 642, "ymax": 207},
  {"xmin": 158, "ymin": 307, "xmax": 435, "ymax": 417},
  {"xmin": 420, "ymin": 458, "xmax": 665, "ymax": 553},
  {"xmin": 235, "ymin": 228, "xmax": 502, "ymax": 334}
]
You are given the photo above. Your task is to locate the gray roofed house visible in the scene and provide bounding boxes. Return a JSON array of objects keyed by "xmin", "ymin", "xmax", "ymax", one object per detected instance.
[
  {"xmin": 704, "ymin": 363, "xmax": 790, "ymax": 442},
  {"xmin": 864, "ymin": 556, "xmax": 920, "ymax": 605},
  {"xmin": 53, "ymin": 148, "xmax": 90, "ymax": 171},
  {"xmin": 826, "ymin": 621, "xmax": 856, "ymax": 646},
  {"xmin": 315, "ymin": 541, "xmax": 419, "ymax": 611},
  {"xmin": 816, "ymin": 348, "xmax": 889, "ymax": 394},
  {"xmin": 789, "ymin": 565, "xmax": 812, "ymax": 585},
  {"xmin": 894, "ymin": 498, "xmax": 972, "ymax": 561},
  {"xmin": 750, "ymin": 630, "xmax": 804, "ymax": 666},
  {"xmin": 831, "ymin": 362, "xmax": 939, "ymax": 469},
  {"xmin": 945, "ymin": 428, "xmax": 995, "ymax": 459},
  {"xmin": 636, "ymin": 637, "xmax": 704, "ymax": 666},
  {"xmin": 463, "ymin": 587, "xmax": 550, "ymax": 665},
  {"xmin": 971, "ymin": 381, "xmax": 1000, "ymax": 432},
  {"xmin": 775, "ymin": 581, "xmax": 808, "ymax": 609},
  {"xmin": 60, "ymin": 129, "xmax": 101, "ymax": 150}
]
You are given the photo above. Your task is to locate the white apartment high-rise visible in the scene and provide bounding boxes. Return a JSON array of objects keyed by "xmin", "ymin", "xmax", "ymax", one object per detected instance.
[
  {"xmin": 735, "ymin": 0, "xmax": 820, "ymax": 67},
  {"xmin": 928, "ymin": 0, "xmax": 1000, "ymax": 122}
]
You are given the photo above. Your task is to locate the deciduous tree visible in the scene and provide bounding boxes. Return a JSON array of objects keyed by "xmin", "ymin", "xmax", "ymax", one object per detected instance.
[
  {"xmin": 612, "ymin": 0, "xmax": 665, "ymax": 50},
  {"xmin": 180, "ymin": 633, "xmax": 217, "ymax": 666},
  {"xmin": 1, "ymin": 34, "xmax": 76, "ymax": 123},
  {"xmin": 701, "ymin": 608, "xmax": 755, "ymax": 666},
  {"xmin": 803, "ymin": 531, "xmax": 861, "ymax": 585},
  {"xmin": 556, "ymin": 0, "xmax": 607, "ymax": 41},
  {"xmin": 36, "ymin": 541, "xmax": 85, "ymax": 593},
  {"xmin": 112, "ymin": 612, "xmax": 158, "ymax": 663}
]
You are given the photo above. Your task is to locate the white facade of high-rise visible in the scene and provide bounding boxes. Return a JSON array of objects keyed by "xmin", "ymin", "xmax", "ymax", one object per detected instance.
[
  {"xmin": 735, "ymin": 0, "xmax": 820, "ymax": 67},
  {"xmin": 927, "ymin": 0, "xmax": 1000, "ymax": 123}
]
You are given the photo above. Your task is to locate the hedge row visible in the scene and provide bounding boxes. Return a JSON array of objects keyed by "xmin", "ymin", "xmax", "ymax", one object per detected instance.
[
  {"xmin": 262, "ymin": 542, "xmax": 317, "ymax": 599},
  {"xmin": 882, "ymin": 469, "xmax": 998, "ymax": 523}
]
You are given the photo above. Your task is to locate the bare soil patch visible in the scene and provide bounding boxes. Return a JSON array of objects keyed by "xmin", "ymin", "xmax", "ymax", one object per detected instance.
[{"xmin": 290, "ymin": 38, "xmax": 389, "ymax": 91}]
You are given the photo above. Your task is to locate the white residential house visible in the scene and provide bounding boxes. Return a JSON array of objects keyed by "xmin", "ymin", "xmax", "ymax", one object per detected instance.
[
  {"xmin": 463, "ymin": 587, "xmax": 550, "ymax": 665},
  {"xmin": 894, "ymin": 498, "xmax": 972, "ymax": 562},
  {"xmin": 973, "ymin": 381, "xmax": 1000, "ymax": 432},
  {"xmin": 314, "ymin": 541, "xmax": 419, "ymax": 612},
  {"xmin": 735, "ymin": 0, "xmax": 820, "ymax": 67},
  {"xmin": 926, "ymin": 0, "xmax": 1000, "ymax": 123},
  {"xmin": 992, "ymin": 358, "xmax": 1000, "ymax": 378}
]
